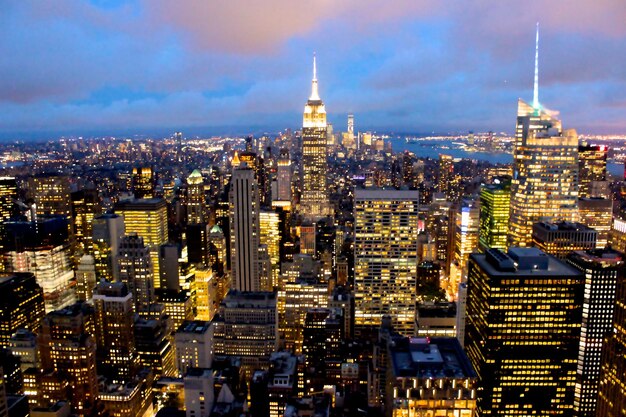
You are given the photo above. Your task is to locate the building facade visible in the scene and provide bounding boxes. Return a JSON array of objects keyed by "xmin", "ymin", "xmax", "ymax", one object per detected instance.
[{"xmin": 354, "ymin": 189, "xmax": 420, "ymax": 335}]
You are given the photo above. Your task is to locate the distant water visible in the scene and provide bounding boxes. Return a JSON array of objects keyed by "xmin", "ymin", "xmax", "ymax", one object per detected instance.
[
  {"xmin": 389, "ymin": 137, "xmax": 513, "ymax": 165},
  {"xmin": 390, "ymin": 137, "xmax": 624, "ymax": 178}
]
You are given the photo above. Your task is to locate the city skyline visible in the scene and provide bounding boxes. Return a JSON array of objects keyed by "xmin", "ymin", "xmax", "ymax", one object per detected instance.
[{"xmin": 2, "ymin": 1, "xmax": 626, "ymax": 140}]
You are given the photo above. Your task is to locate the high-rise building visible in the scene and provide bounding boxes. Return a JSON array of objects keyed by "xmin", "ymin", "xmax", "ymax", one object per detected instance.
[
  {"xmin": 93, "ymin": 281, "xmax": 138, "ymax": 384},
  {"xmin": 187, "ymin": 169, "xmax": 206, "ymax": 224},
  {"xmin": 276, "ymin": 149, "xmax": 292, "ymax": 203},
  {"xmin": 302, "ymin": 308, "xmax": 342, "ymax": 393},
  {"xmin": 260, "ymin": 210, "xmax": 281, "ymax": 289},
  {"xmin": 611, "ymin": 212, "xmax": 626, "ymax": 254},
  {"xmin": 71, "ymin": 189, "xmax": 101, "ymax": 254},
  {"xmin": 115, "ymin": 198, "xmax": 168, "ymax": 288},
  {"xmin": 155, "ymin": 288, "xmax": 193, "ymax": 333},
  {"xmin": 566, "ymin": 249, "xmax": 623, "ymax": 417},
  {"xmin": 451, "ymin": 197, "xmax": 480, "ymax": 290},
  {"xmin": 438, "ymin": 155, "xmax": 454, "ymax": 198},
  {"xmin": 278, "ymin": 278, "xmax": 328, "ymax": 353},
  {"xmin": 465, "ymin": 247, "xmax": 584, "ymax": 416},
  {"xmin": 212, "ymin": 290, "xmax": 278, "ymax": 376},
  {"xmin": 479, "ymin": 181, "xmax": 510, "ymax": 251},
  {"xmin": 92, "ymin": 213, "xmax": 125, "ymax": 281},
  {"xmin": 532, "ymin": 221, "xmax": 597, "ymax": 258},
  {"xmin": 132, "ymin": 166, "xmax": 154, "ymax": 199},
  {"xmin": 578, "ymin": 197, "xmax": 613, "ymax": 249},
  {"xmin": 509, "ymin": 28, "xmax": 578, "ymax": 247},
  {"xmin": 578, "ymin": 143, "xmax": 607, "ymax": 199},
  {"xmin": 0, "ymin": 177, "xmax": 17, "ymax": 272},
  {"xmin": 354, "ymin": 188, "xmax": 419, "ymax": 335},
  {"xmin": 300, "ymin": 54, "xmax": 330, "ymax": 219},
  {"xmin": 174, "ymin": 320, "xmax": 213, "ymax": 377},
  {"xmin": 75, "ymin": 254, "xmax": 96, "ymax": 301},
  {"xmin": 299, "ymin": 223, "xmax": 316, "ymax": 256},
  {"xmin": 0, "ymin": 273, "xmax": 45, "ymax": 348},
  {"xmin": 29, "ymin": 174, "xmax": 71, "ymax": 219},
  {"xmin": 229, "ymin": 166, "xmax": 261, "ymax": 292},
  {"xmin": 117, "ymin": 234, "xmax": 155, "ymax": 312},
  {"xmin": 187, "ymin": 223, "xmax": 211, "ymax": 267},
  {"xmin": 0, "ymin": 177, "xmax": 16, "ymax": 221},
  {"xmin": 385, "ymin": 336, "xmax": 477, "ymax": 416},
  {"xmin": 596, "ymin": 251, "xmax": 626, "ymax": 416},
  {"xmin": 134, "ymin": 310, "xmax": 176, "ymax": 378},
  {"xmin": 38, "ymin": 303, "xmax": 98, "ymax": 414},
  {"xmin": 426, "ymin": 196, "xmax": 455, "ymax": 278},
  {"xmin": 4, "ymin": 216, "xmax": 76, "ymax": 312}
]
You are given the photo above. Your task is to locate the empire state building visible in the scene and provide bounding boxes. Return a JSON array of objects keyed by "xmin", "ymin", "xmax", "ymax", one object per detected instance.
[{"xmin": 300, "ymin": 54, "xmax": 330, "ymax": 220}]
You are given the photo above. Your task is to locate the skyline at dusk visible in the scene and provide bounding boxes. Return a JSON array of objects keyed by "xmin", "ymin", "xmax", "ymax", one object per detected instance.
[{"xmin": 2, "ymin": 0, "xmax": 626, "ymax": 139}]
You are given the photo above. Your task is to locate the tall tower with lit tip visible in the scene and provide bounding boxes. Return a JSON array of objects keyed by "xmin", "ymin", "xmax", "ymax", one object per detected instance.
[
  {"xmin": 301, "ymin": 54, "xmax": 330, "ymax": 220},
  {"xmin": 509, "ymin": 24, "xmax": 579, "ymax": 247}
]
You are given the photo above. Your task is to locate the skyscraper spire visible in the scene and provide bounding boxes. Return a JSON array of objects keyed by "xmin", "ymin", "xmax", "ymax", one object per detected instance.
[
  {"xmin": 533, "ymin": 22, "xmax": 540, "ymax": 110},
  {"xmin": 309, "ymin": 52, "xmax": 320, "ymax": 101}
]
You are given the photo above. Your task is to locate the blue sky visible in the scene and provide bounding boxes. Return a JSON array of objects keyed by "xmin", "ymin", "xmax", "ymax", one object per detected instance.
[{"xmin": 1, "ymin": 0, "xmax": 626, "ymax": 139}]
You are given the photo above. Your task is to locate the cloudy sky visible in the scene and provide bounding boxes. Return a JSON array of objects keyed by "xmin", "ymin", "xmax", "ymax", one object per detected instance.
[{"xmin": 1, "ymin": 0, "xmax": 626, "ymax": 139}]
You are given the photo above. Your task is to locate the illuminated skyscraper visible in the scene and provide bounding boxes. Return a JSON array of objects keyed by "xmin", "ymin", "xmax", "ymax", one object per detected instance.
[
  {"xmin": 348, "ymin": 114, "xmax": 354, "ymax": 136},
  {"xmin": 229, "ymin": 166, "xmax": 261, "ymax": 292},
  {"xmin": 134, "ymin": 309, "xmax": 176, "ymax": 378},
  {"xmin": 132, "ymin": 166, "xmax": 154, "ymax": 199},
  {"xmin": 301, "ymin": 54, "xmax": 330, "ymax": 219},
  {"xmin": 115, "ymin": 198, "xmax": 168, "ymax": 288},
  {"xmin": 438, "ymin": 155, "xmax": 454, "ymax": 198},
  {"xmin": 278, "ymin": 279, "xmax": 328, "ymax": 353},
  {"xmin": 566, "ymin": 249, "xmax": 623, "ymax": 417},
  {"xmin": 75, "ymin": 254, "xmax": 96, "ymax": 301},
  {"xmin": 0, "ymin": 177, "xmax": 17, "ymax": 272},
  {"xmin": 39, "ymin": 303, "xmax": 98, "ymax": 415},
  {"xmin": 426, "ymin": 196, "xmax": 455, "ymax": 278},
  {"xmin": 174, "ymin": 320, "xmax": 213, "ymax": 377},
  {"xmin": 211, "ymin": 290, "xmax": 278, "ymax": 376},
  {"xmin": 451, "ymin": 197, "xmax": 480, "ymax": 290},
  {"xmin": 4, "ymin": 216, "xmax": 76, "ymax": 312},
  {"xmin": 578, "ymin": 143, "xmax": 607, "ymax": 198},
  {"xmin": 71, "ymin": 189, "xmax": 101, "ymax": 254},
  {"xmin": 187, "ymin": 169, "xmax": 206, "ymax": 224},
  {"xmin": 302, "ymin": 308, "xmax": 342, "ymax": 393},
  {"xmin": 0, "ymin": 177, "xmax": 16, "ymax": 221},
  {"xmin": 260, "ymin": 210, "xmax": 280, "ymax": 288},
  {"xmin": 29, "ymin": 174, "xmax": 71, "ymax": 218},
  {"xmin": 596, "ymin": 251, "xmax": 626, "ymax": 416},
  {"xmin": 92, "ymin": 213, "xmax": 125, "ymax": 281},
  {"xmin": 276, "ymin": 149, "xmax": 292, "ymax": 203},
  {"xmin": 479, "ymin": 181, "xmax": 510, "ymax": 251},
  {"xmin": 0, "ymin": 273, "xmax": 44, "ymax": 348},
  {"xmin": 117, "ymin": 233, "xmax": 155, "ymax": 312},
  {"xmin": 465, "ymin": 247, "xmax": 583, "ymax": 416},
  {"xmin": 509, "ymin": 26, "xmax": 579, "ymax": 247},
  {"xmin": 93, "ymin": 281, "xmax": 138, "ymax": 384},
  {"xmin": 354, "ymin": 189, "xmax": 419, "ymax": 335}
]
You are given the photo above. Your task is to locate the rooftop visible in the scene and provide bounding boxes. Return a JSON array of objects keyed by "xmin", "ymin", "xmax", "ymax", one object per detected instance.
[
  {"xmin": 389, "ymin": 336, "xmax": 476, "ymax": 379},
  {"xmin": 474, "ymin": 248, "xmax": 581, "ymax": 276},
  {"xmin": 177, "ymin": 320, "xmax": 211, "ymax": 334}
]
